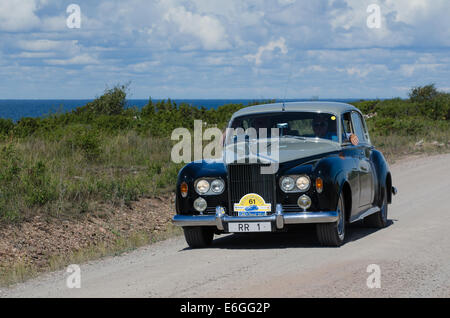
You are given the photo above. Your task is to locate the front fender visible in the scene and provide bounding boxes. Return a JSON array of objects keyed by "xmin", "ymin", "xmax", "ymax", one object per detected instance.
[
  {"xmin": 312, "ymin": 154, "xmax": 355, "ymax": 212},
  {"xmin": 176, "ymin": 160, "xmax": 228, "ymax": 215}
]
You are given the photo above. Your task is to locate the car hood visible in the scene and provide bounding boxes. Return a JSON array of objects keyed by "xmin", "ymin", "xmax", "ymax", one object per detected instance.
[{"xmin": 223, "ymin": 137, "xmax": 341, "ymax": 164}]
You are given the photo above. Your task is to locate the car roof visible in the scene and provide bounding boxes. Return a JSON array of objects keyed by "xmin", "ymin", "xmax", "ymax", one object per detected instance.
[{"xmin": 231, "ymin": 101, "xmax": 360, "ymax": 120}]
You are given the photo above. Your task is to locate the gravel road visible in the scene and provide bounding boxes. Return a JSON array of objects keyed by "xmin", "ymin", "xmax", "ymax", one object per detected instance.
[{"xmin": 2, "ymin": 153, "xmax": 450, "ymax": 298}]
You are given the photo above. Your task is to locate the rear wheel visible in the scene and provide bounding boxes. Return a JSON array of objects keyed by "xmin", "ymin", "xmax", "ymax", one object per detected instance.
[
  {"xmin": 364, "ymin": 187, "xmax": 388, "ymax": 228},
  {"xmin": 316, "ymin": 193, "xmax": 346, "ymax": 247},
  {"xmin": 183, "ymin": 227, "xmax": 215, "ymax": 248}
]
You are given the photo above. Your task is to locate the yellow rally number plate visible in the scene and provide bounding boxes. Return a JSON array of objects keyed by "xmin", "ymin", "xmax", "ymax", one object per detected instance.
[{"xmin": 233, "ymin": 193, "xmax": 271, "ymax": 217}]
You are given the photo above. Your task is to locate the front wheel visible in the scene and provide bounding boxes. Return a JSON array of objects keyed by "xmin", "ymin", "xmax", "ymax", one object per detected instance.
[
  {"xmin": 316, "ymin": 193, "xmax": 346, "ymax": 247},
  {"xmin": 183, "ymin": 227, "xmax": 215, "ymax": 248}
]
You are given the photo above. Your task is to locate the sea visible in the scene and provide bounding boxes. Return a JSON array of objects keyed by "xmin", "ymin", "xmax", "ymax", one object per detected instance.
[{"xmin": 0, "ymin": 99, "xmax": 363, "ymax": 122}]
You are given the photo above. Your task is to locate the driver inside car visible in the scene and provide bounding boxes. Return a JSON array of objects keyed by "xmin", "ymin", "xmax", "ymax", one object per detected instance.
[{"xmin": 312, "ymin": 114, "xmax": 338, "ymax": 141}]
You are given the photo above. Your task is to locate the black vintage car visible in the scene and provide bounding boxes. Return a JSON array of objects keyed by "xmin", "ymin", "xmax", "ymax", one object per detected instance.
[{"xmin": 172, "ymin": 102, "xmax": 397, "ymax": 247}]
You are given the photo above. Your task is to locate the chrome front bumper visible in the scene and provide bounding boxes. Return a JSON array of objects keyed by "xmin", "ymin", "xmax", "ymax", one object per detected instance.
[{"xmin": 172, "ymin": 205, "xmax": 339, "ymax": 231}]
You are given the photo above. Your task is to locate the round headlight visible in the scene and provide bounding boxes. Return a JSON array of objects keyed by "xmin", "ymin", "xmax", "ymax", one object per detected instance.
[
  {"xmin": 296, "ymin": 176, "xmax": 311, "ymax": 192},
  {"xmin": 196, "ymin": 179, "xmax": 210, "ymax": 194},
  {"xmin": 298, "ymin": 195, "xmax": 312, "ymax": 210},
  {"xmin": 211, "ymin": 179, "xmax": 225, "ymax": 193},
  {"xmin": 281, "ymin": 176, "xmax": 295, "ymax": 192},
  {"xmin": 193, "ymin": 197, "xmax": 207, "ymax": 212}
]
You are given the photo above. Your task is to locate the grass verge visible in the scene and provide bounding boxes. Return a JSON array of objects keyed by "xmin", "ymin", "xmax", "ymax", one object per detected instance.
[{"xmin": 0, "ymin": 223, "xmax": 182, "ymax": 287}]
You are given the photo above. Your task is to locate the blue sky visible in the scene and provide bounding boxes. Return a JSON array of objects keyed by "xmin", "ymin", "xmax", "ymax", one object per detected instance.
[{"xmin": 0, "ymin": 0, "xmax": 449, "ymax": 99}]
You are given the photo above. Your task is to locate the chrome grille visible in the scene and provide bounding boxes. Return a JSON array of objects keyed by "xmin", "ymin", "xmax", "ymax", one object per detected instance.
[{"xmin": 227, "ymin": 164, "xmax": 276, "ymax": 216}]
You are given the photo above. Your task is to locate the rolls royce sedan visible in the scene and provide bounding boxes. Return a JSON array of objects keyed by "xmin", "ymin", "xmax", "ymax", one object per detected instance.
[{"xmin": 172, "ymin": 102, "xmax": 397, "ymax": 247}]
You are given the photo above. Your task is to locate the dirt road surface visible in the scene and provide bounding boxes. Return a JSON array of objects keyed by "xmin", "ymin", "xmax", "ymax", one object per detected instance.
[{"xmin": 2, "ymin": 154, "xmax": 450, "ymax": 298}]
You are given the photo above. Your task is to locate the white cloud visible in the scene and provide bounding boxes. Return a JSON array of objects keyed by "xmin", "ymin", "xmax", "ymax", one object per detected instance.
[
  {"xmin": 245, "ymin": 37, "xmax": 288, "ymax": 66},
  {"xmin": 164, "ymin": 6, "xmax": 230, "ymax": 50},
  {"xmin": 298, "ymin": 65, "xmax": 328, "ymax": 74},
  {"xmin": 0, "ymin": 0, "xmax": 449, "ymax": 99},
  {"xmin": 45, "ymin": 54, "xmax": 99, "ymax": 66},
  {"xmin": 17, "ymin": 39, "xmax": 74, "ymax": 51},
  {"xmin": 385, "ymin": 0, "xmax": 430, "ymax": 24},
  {"xmin": 399, "ymin": 63, "xmax": 443, "ymax": 77},
  {"xmin": 0, "ymin": 0, "xmax": 41, "ymax": 31},
  {"xmin": 14, "ymin": 51, "xmax": 56, "ymax": 58},
  {"xmin": 278, "ymin": 0, "xmax": 296, "ymax": 6},
  {"xmin": 129, "ymin": 61, "xmax": 161, "ymax": 73}
]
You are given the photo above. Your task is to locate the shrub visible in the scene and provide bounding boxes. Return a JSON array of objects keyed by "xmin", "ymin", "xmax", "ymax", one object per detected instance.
[
  {"xmin": 0, "ymin": 118, "xmax": 14, "ymax": 136},
  {"xmin": 0, "ymin": 144, "xmax": 21, "ymax": 183},
  {"xmin": 0, "ymin": 144, "xmax": 23, "ymax": 221},
  {"xmin": 24, "ymin": 161, "xmax": 57, "ymax": 206},
  {"xmin": 13, "ymin": 117, "xmax": 41, "ymax": 138},
  {"xmin": 76, "ymin": 84, "xmax": 128, "ymax": 116},
  {"xmin": 409, "ymin": 84, "xmax": 439, "ymax": 104},
  {"xmin": 425, "ymin": 93, "xmax": 450, "ymax": 120},
  {"xmin": 65, "ymin": 126, "xmax": 101, "ymax": 161}
]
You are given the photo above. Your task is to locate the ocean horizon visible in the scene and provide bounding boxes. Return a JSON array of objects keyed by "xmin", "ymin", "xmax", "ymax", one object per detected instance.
[{"xmin": 0, "ymin": 98, "xmax": 366, "ymax": 122}]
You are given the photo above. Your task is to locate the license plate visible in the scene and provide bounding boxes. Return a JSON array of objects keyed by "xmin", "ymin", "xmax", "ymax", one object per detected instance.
[{"xmin": 228, "ymin": 222, "xmax": 272, "ymax": 233}]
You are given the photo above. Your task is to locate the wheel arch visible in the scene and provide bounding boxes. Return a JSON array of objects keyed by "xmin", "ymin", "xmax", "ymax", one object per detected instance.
[
  {"xmin": 339, "ymin": 180, "xmax": 352, "ymax": 223},
  {"xmin": 386, "ymin": 172, "xmax": 392, "ymax": 204},
  {"xmin": 370, "ymin": 149, "xmax": 391, "ymax": 206}
]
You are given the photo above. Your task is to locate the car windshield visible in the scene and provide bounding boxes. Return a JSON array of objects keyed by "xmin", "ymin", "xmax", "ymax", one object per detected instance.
[{"xmin": 228, "ymin": 112, "xmax": 339, "ymax": 143}]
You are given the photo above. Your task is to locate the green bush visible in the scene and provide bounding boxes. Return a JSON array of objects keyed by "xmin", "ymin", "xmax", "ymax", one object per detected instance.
[
  {"xmin": 13, "ymin": 117, "xmax": 41, "ymax": 138},
  {"xmin": 24, "ymin": 161, "xmax": 57, "ymax": 206},
  {"xmin": 65, "ymin": 126, "xmax": 101, "ymax": 161},
  {"xmin": 0, "ymin": 118, "xmax": 14, "ymax": 136},
  {"xmin": 0, "ymin": 144, "xmax": 22, "ymax": 221},
  {"xmin": 409, "ymin": 84, "xmax": 439, "ymax": 104},
  {"xmin": 76, "ymin": 84, "xmax": 128, "ymax": 116},
  {"xmin": 352, "ymin": 84, "xmax": 450, "ymax": 136}
]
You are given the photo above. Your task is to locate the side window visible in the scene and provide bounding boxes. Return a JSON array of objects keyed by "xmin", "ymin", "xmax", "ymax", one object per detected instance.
[
  {"xmin": 360, "ymin": 116, "xmax": 371, "ymax": 144},
  {"xmin": 351, "ymin": 112, "xmax": 367, "ymax": 144},
  {"xmin": 342, "ymin": 112, "xmax": 354, "ymax": 142}
]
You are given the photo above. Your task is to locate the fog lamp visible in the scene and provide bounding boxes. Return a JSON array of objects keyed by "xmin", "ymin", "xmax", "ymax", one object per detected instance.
[
  {"xmin": 298, "ymin": 195, "xmax": 312, "ymax": 211},
  {"xmin": 193, "ymin": 197, "xmax": 207, "ymax": 213}
]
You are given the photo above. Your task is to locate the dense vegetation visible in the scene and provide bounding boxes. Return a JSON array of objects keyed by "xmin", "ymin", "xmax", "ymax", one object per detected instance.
[
  {"xmin": 354, "ymin": 84, "xmax": 449, "ymax": 135},
  {"xmin": 0, "ymin": 84, "xmax": 448, "ymax": 222}
]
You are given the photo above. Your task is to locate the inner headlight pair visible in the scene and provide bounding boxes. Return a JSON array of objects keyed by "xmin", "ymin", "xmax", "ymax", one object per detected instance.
[
  {"xmin": 280, "ymin": 175, "xmax": 311, "ymax": 193},
  {"xmin": 195, "ymin": 178, "xmax": 225, "ymax": 195}
]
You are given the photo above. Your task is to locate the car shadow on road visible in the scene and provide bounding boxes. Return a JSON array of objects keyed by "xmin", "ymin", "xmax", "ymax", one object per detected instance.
[
  {"xmin": 181, "ymin": 219, "xmax": 396, "ymax": 251},
  {"xmin": 345, "ymin": 219, "xmax": 395, "ymax": 244}
]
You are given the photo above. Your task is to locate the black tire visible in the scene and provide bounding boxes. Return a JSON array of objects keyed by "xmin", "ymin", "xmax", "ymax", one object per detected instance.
[
  {"xmin": 364, "ymin": 186, "xmax": 388, "ymax": 228},
  {"xmin": 183, "ymin": 227, "xmax": 215, "ymax": 248},
  {"xmin": 316, "ymin": 193, "xmax": 346, "ymax": 247}
]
